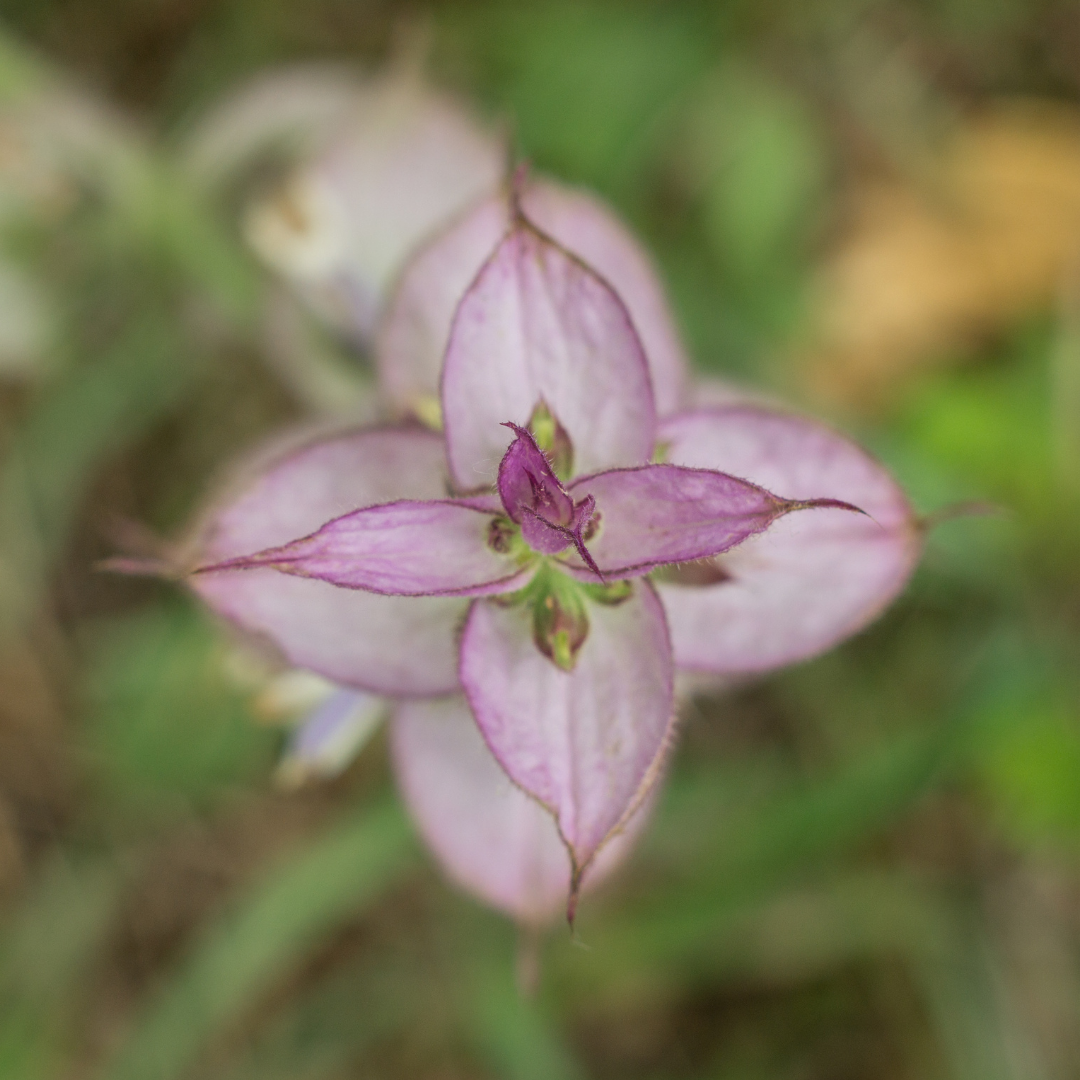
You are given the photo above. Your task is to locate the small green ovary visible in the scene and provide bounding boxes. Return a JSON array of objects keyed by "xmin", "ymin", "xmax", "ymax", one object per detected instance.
[{"xmin": 500, "ymin": 562, "xmax": 636, "ymax": 672}]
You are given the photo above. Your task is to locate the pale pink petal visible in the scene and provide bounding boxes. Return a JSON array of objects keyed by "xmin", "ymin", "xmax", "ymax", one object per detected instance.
[
  {"xmin": 391, "ymin": 696, "xmax": 654, "ymax": 925},
  {"xmin": 563, "ymin": 464, "xmax": 853, "ymax": 580},
  {"xmin": 197, "ymin": 499, "xmax": 531, "ymax": 597},
  {"xmin": 459, "ymin": 581, "xmax": 674, "ymax": 888},
  {"xmin": 442, "ymin": 221, "xmax": 656, "ymax": 489},
  {"xmin": 654, "ymin": 407, "xmax": 921, "ymax": 673},
  {"xmin": 378, "ymin": 178, "xmax": 687, "ymax": 417},
  {"xmin": 523, "ymin": 182, "xmax": 688, "ymax": 416},
  {"xmin": 376, "ymin": 194, "xmax": 508, "ymax": 410},
  {"xmin": 190, "ymin": 426, "xmax": 468, "ymax": 696}
]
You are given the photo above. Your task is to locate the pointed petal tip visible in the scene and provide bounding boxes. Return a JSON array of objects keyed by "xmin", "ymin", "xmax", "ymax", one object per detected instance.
[
  {"xmin": 392, "ymin": 696, "xmax": 656, "ymax": 926},
  {"xmin": 785, "ymin": 496, "xmax": 868, "ymax": 517},
  {"xmin": 566, "ymin": 876, "xmax": 580, "ymax": 930},
  {"xmin": 190, "ymin": 426, "xmax": 469, "ymax": 696},
  {"xmin": 509, "ymin": 161, "xmax": 530, "ymax": 218},
  {"xmin": 654, "ymin": 406, "xmax": 921, "ymax": 675},
  {"xmin": 461, "ymin": 580, "xmax": 674, "ymax": 879},
  {"xmin": 380, "ymin": 176, "xmax": 688, "ymax": 420},
  {"xmin": 199, "ymin": 499, "xmax": 530, "ymax": 598}
]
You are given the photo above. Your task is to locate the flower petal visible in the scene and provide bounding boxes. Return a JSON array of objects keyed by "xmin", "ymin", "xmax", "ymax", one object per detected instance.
[
  {"xmin": 376, "ymin": 194, "xmax": 507, "ymax": 412},
  {"xmin": 198, "ymin": 499, "xmax": 532, "ymax": 597},
  {"xmin": 442, "ymin": 217, "xmax": 656, "ymax": 489},
  {"xmin": 276, "ymin": 688, "xmax": 387, "ymax": 787},
  {"xmin": 391, "ymin": 696, "xmax": 654, "ymax": 925},
  {"xmin": 459, "ymin": 580, "xmax": 674, "ymax": 887},
  {"xmin": 561, "ymin": 464, "xmax": 853, "ymax": 580},
  {"xmin": 523, "ymin": 181, "xmax": 688, "ymax": 416},
  {"xmin": 245, "ymin": 75, "xmax": 502, "ymax": 342},
  {"xmin": 190, "ymin": 426, "xmax": 469, "ymax": 696},
  {"xmin": 654, "ymin": 406, "xmax": 921, "ymax": 673},
  {"xmin": 379, "ymin": 177, "xmax": 681, "ymax": 423}
]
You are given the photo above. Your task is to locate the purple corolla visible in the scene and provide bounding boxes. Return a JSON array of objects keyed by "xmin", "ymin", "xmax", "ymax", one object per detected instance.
[{"xmin": 182, "ymin": 185, "xmax": 921, "ymax": 923}]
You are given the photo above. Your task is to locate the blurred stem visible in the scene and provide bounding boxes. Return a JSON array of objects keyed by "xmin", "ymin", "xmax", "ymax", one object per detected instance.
[{"xmin": 464, "ymin": 927, "xmax": 586, "ymax": 1080}]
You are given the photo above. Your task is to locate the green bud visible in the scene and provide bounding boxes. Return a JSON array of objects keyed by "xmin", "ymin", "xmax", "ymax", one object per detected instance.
[
  {"xmin": 530, "ymin": 566, "xmax": 590, "ymax": 671},
  {"xmin": 486, "ymin": 516, "xmax": 534, "ymax": 566},
  {"xmin": 528, "ymin": 400, "xmax": 574, "ymax": 480}
]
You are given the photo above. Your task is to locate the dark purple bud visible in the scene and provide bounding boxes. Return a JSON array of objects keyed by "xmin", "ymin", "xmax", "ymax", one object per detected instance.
[
  {"xmin": 497, "ymin": 422, "xmax": 603, "ymax": 578},
  {"xmin": 498, "ymin": 422, "xmax": 574, "ymax": 526}
]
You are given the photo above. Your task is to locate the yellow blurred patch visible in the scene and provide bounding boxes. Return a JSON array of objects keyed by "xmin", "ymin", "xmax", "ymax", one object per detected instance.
[{"xmin": 803, "ymin": 101, "xmax": 1080, "ymax": 408}]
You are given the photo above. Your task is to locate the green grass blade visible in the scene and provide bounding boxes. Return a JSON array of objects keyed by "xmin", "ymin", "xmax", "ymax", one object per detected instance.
[{"xmin": 98, "ymin": 800, "xmax": 416, "ymax": 1080}]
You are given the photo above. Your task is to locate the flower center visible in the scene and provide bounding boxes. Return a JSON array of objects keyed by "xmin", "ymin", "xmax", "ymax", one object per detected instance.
[{"xmin": 496, "ymin": 419, "xmax": 602, "ymax": 578}]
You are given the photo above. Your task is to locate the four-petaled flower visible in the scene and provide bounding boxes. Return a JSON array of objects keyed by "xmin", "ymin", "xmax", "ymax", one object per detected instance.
[{"xmin": 183, "ymin": 182, "xmax": 921, "ymax": 923}]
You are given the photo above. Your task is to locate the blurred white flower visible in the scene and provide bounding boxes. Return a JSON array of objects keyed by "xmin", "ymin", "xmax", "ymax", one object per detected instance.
[{"xmin": 240, "ymin": 70, "xmax": 503, "ymax": 344}]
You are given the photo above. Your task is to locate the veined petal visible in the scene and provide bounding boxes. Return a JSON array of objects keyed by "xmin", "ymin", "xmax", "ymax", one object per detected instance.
[
  {"xmin": 442, "ymin": 218, "xmax": 656, "ymax": 489},
  {"xmin": 654, "ymin": 407, "xmax": 921, "ymax": 673},
  {"xmin": 377, "ymin": 178, "xmax": 688, "ymax": 418},
  {"xmin": 197, "ymin": 499, "xmax": 532, "ymax": 597},
  {"xmin": 190, "ymin": 426, "xmax": 469, "ymax": 696},
  {"xmin": 459, "ymin": 581, "xmax": 674, "ymax": 892},
  {"xmin": 377, "ymin": 195, "xmax": 506, "ymax": 411},
  {"xmin": 522, "ymin": 182, "xmax": 687, "ymax": 417},
  {"xmin": 391, "ymin": 696, "xmax": 653, "ymax": 926},
  {"xmin": 562, "ymin": 464, "xmax": 855, "ymax": 580}
]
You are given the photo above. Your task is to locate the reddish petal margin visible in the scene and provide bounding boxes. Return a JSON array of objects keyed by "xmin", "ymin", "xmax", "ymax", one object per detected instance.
[
  {"xmin": 459, "ymin": 580, "xmax": 674, "ymax": 897},
  {"xmin": 197, "ymin": 499, "xmax": 532, "ymax": 598},
  {"xmin": 442, "ymin": 219, "xmax": 656, "ymax": 489},
  {"xmin": 391, "ymin": 696, "xmax": 654, "ymax": 926},
  {"xmin": 191, "ymin": 426, "xmax": 469, "ymax": 696},
  {"xmin": 563, "ymin": 464, "xmax": 853, "ymax": 580},
  {"xmin": 377, "ymin": 178, "xmax": 688, "ymax": 420},
  {"xmin": 654, "ymin": 407, "xmax": 921, "ymax": 674}
]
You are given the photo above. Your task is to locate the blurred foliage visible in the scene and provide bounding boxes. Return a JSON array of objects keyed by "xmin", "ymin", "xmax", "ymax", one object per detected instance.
[{"xmin": 0, "ymin": 1, "xmax": 1075, "ymax": 1079}]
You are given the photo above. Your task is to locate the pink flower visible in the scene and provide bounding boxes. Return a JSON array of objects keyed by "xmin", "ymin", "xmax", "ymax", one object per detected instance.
[{"xmin": 179, "ymin": 177, "xmax": 921, "ymax": 925}]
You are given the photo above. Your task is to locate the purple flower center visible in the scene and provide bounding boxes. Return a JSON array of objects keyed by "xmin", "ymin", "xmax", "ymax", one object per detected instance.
[{"xmin": 497, "ymin": 423, "xmax": 602, "ymax": 578}]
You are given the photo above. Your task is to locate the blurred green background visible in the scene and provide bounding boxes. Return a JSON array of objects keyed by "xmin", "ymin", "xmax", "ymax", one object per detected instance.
[{"xmin": 0, "ymin": 1, "xmax": 1077, "ymax": 1078}]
